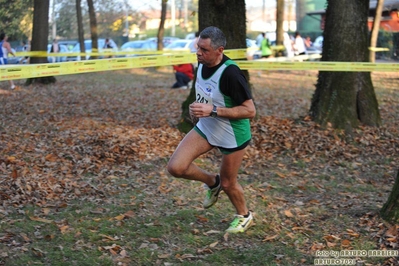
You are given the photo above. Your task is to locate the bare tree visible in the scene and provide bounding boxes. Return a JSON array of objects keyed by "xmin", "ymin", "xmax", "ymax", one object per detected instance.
[
  {"xmin": 369, "ymin": 0, "xmax": 384, "ymax": 62},
  {"xmin": 276, "ymin": 0, "xmax": 284, "ymax": 46},
  {"xmin": 76, "ymin": 0, "xmax": 86, "ymax": 60},
  {"xmin": 87, "ymin": 0, "xmax": 98, "ymax": 59},
  {"xmin": 309, "ymin": 0, "xmax": 381, "ymax": 133},
  {"xmin": 27, "ymin": 0, "xmax": 56, "ymax": 85},
  {"xmin": 157, "ymin": 0, "xmax": 167, "ymax": 50}
]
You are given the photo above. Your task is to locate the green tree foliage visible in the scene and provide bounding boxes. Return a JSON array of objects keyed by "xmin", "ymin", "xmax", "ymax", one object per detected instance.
[
  {"xmin": 50, "ymin": 0, "xmax": 199, "ymax": 42},
  {"xmin": 54, "ymin": 0, "xmax": 127, "ymax": 41},
  {"xmin": 56, "ymin": 0, "xmax": 81, "ymax": 39},
  {"xmin": 0, "ymin": 0, "xmax": 33, "ymax": 40},
  {"xmin": 94, "ymin": 0, "xmax": 125, "ymax": 38}
]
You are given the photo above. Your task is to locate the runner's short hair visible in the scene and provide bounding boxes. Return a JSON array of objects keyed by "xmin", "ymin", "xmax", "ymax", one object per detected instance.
[{"xmin": 199, "ymin": 26, "xmax": 226, "ymax": 50}]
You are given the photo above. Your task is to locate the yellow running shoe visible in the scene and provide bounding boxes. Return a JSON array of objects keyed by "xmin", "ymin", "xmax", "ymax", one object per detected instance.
[{"xmin": 226, "ymin": 211, "xmax": 253, "ymax": 233}]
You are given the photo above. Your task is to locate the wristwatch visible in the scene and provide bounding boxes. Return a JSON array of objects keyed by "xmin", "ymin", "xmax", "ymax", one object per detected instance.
[{"xmin": 210, "ymin": 105, "xmax": 217, "ymax": 118}]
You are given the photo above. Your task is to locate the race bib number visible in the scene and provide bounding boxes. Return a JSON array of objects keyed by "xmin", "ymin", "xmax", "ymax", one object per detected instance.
[{"xmin": 196, "ymin": 83, "xmax": 213, "ymax": 105}]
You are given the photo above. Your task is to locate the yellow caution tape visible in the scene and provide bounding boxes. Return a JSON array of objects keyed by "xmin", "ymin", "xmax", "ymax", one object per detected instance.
[
  {"xmin": 15, "ymin": 49, "xmax": 195, "ymax": 58},
  {"xmin": 1, "ymin": 49, "xmax": 398, "ymax": 81},
  {"xmin": 13, "ymin": 47, "xmax": 391, "ymax": 58},
  {"xmin": 237, "ymin": 60, "xmax": 399, "ymax": 72},
  {"xmin": 368, "ymin": 47, "xmax": 390, "ymax": 52}
]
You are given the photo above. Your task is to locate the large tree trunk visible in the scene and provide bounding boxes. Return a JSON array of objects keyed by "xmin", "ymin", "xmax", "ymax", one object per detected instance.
[
  {"xmin": 177, "ymin": 0, "xmax": 248, "ymax": 133},
  {"xmin": 309, "ymin": 0, "xmax": 381, "ymax": 133},
  {"xmin": 198, "ymin": 0, "xmax": 246, "ymax": 51},
  {"xmin": 87, "ymin": 0, "xmax": 98, "ymax": 59},
  {"xmin": 76, "ymin": 0, "xmax": 86, "ymax": 60},
  {"xmin": 369, "ymin": 0, "xmax": 384, "ymax": 62},
  {"xmin": 381, "ymin": 170, "xmax": 399, "ymax": 223},
  {"xmin": 157, "ymin": 0, "xmax": 167, "ymax": 50},
  {"xmin": 27, "ymin": 0, "xmax": 56, "ymax": 85}
]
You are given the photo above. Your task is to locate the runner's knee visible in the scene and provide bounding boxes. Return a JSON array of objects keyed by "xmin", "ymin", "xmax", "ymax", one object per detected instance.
[
  {"xmin": 167, "ymin": 160, "xmax": 186, "ymax": 177},
  {"xmin": 220, "ymin": 179, "xmax": 238, "ymax": 192}
]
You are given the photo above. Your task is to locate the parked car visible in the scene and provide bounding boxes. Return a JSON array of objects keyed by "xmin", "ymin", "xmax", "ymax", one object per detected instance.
[
  {"xmin": 7, "ymin": 44, "xmax": 69, "ymax": 64},
  {"xmin": 185, "ymin": 32, "xmax": 196, "ymax": 40},
  {"xmin": 164, "ymin": 39, "xmax": 195, "ymax": 52},
  {"xmin": 58, "ymin": 40, "xmax": 78, "ymax": 51},
  {"xmin": 120, "ymin": 40, "xmax": 157, "ymax": 56},
  {"xmin": 246, "ymin": 38, "xmax": 259, "ymax": 60},
  {"xmin": 121, "ymin": 40, "xmax": 157, "ymax": 50},
  {"xmin": 68, "ymin": 38, "xmax": 118, "ymax": 61},
  {"xmin": 47, "ymin": 44, "xmax": 69, "ymax": 63},
  {"xmin": 146, "ymin": 36, "xmax": 180, "ymax": 47}
]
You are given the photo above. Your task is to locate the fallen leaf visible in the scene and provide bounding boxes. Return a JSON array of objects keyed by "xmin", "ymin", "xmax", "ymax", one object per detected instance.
[
  {"xmin": 123, "ymin": 210, "xmax": 135, "ymax": 218},
  {"xmin": 209, "ymin": 241, "xmax": 218, "ymax": 248},
  {"xmin": 284, "ymin": 209, "xmax": 294, "ymax": 218},
  {"xmin": 114, "ymin": 214, "xmax": 125, "ymax": 221},
  {"xmin": 341, "ymin": 239, "xmax": 351, "ymax": 247},
  {"xmin": 45, "ymin": 154, "xmax": 58, "ymax": 162},
  {"xmin": 29, "ymin": 216, "xmax": 53, "ymax": 224},
  {"xmin": 262, "ymin": 234, "xmax": 279, "ymax": 242}
]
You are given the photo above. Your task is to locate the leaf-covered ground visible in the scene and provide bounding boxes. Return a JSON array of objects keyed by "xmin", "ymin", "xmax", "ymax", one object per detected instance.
[{"xmin": 0, "ymin": 67, "xmax": 398, "ymax": 265}]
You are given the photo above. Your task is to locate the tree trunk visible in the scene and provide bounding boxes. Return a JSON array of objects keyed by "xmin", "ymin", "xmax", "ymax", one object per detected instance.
[
  {"xmin": 76, "ymin": 0, "xmax": 86, "ymax": 60},
  {"xmin": 276, "ymin": 0, "xmax": 284, "ymax": 46},
  {"xmin": 309, "ymin": 0, "xmax": 381, "ymax": 132},
  {"xmin": 369, "ymin": 0, "xmax": 384, "ymax": 62},
  {"xmin": 87, "ymin": 0, "xmax": 98, "ymax": 60},
  {"xmin": 199, "ymin": 0, "xmax": 246, "ymax": 51},
  {"xmin": 157, "ymin": 0, "xmax": 167, "ymax": 50},
  {"xmin": 381, "ymin": 170, "xmax": 399, "ymax": 223},
  {"xmin": 296, "ymin": 0, "xmax": 307, "ymax": 32},
  {"xmin": 26, "ymin": 0, "xmax": 56, "ymax": 85},
  {"xmin": 178, "ymin": 0, "xmax": 248, "ymax": 133}
]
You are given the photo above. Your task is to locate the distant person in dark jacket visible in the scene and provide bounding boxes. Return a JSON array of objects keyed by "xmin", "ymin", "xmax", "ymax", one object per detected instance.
[
  {"xmin": 50, "ymin": 39, "xmax": 60, "ymax": 63},
  {"xmin": 103, "ymin": 38, "xmax": 114, "ymax": 58},
  {"xmin": 103, "ymin": 38, "xmax": 113, "ymax": 49}
]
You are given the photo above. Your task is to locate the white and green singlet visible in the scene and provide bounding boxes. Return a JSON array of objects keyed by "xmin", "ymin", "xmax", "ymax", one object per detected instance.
[{"xmin": 195, "ymin": 55, "xmax": 252, "ymax": 149}]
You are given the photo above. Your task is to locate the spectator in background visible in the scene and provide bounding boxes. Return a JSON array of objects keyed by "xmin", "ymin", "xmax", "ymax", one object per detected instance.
[
  {"xmin": 190, "ymin": 31, "xmax": 200, "ymax": 53},
  {"xmin": 293, "ymin": 31, "xmax": 306, "ymax": 56},
  {"xmin": 256, "ymin": 32, "xmax": 264, "ymax": 47},
  {"xmin": 0, "ymin": 32, "xmax": 17, "ymax": 90},
  {"xmin": 171, "ymin": 63, "xmax": 194, "ymax": 89},
  {"xmin": 19, "ymin": 40, "xmax": 31, "ymax": 64},
  {"xmin": 50, "ymin": 39, "xmax": 59, "ymax": 63},
  {"xmin": 103, "ymin": 38, "xmax": 114, "ymax": 49},
  {"xmin": 191, "ymin": 31, "xmax": 200, "ymax": 68},
  {"xmin": 284, "ymin": 33, "xmax": 295, "ymax": 57},
  {"xmin": 260, "ymin": 33, "xmax": 272, "ymax": 58},
  {"xmin": 103, "ymin": 38, "xmax": 115, "ymax": 58},
  {"xmin": 304, "ymin": 36, "xmax": 313, "ymax": 49}
]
